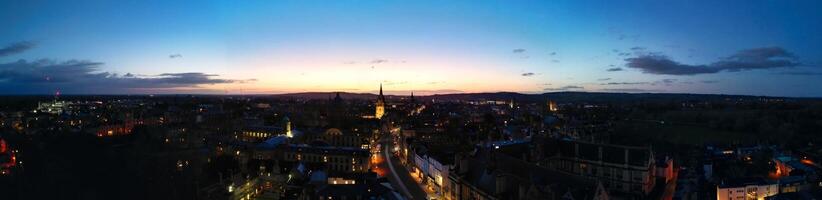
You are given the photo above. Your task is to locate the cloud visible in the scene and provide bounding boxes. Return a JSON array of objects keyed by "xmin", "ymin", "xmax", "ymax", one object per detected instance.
[
  {"xmin": 551, "ymin": 59, "xmax": 560, "ymax": 63},
  {"xmin": 543, "ymin": 85, "xmax": 583, "ymax": 91},
  {"xmin": 597, "ymin": 78, "xmax": 611, "ymax": 81},
  {"xmin": 343, "ymin": 61, "xmax": 357, "ymax": 64},
  {"xmin": 600, "ymin": 88, "xmax": 660, "ymax": 92},
  {"xmin": 549, "ymin": 52, "xmax": 557, "ymax": 56},
  {"xmin": 776, "ymin": 71, "xmax": 822, "ymax": 76},
  {"xmin": 617, "ymin": 34, "xmax": 640, "ymax": 41},
  {"xmin": 521, "ymin": 72, "xmax": 536, "ymax": 77},
  {"xmin": 625, "ymin": 47, "xmax": 801, "ymax": 75},
  {"xmin": 625, "ymin": 54, "xmax": 720, "ymax": 75},
  {"xmin": 606, "ymin": 67, "xmax": 623, "ymax": 72},
  {"xmin": 381, "ymin": 80, "xmax": 408, "ymax": 86},
  {"xmin": 630, "ymin": 46, "xmax": 646, "ymax": 51},
  {"xmin": 661, "ymin": 78, "xmax": 677, "ymax": 84},
  {"xmin": 370, "ymin": 59, "xmax": 389, "ymax": 64},
  {"xmin": 0, "ymin": 59, "xmax": 245, "ymax": 94},
  {"xmin": 0, "ymin": 41, "xmax": 35, "ymax": 57},
  {"xmin": 512, "ymin": 49, "xmax": 526, "ymax": 53},
  {"xmin": 701, "ymin": 80, "xmax": 719, "ymax": 84},
  {"xmin": 712, "ymin": 47, "xmax": 800, "ymax": 71},
  {"xmin": 168, "ymin": 54, "xmax": 182, "ymax": 59},
  {"xmin": 600, "ymin": 81, "xmax": 650, "ymax": 85}
]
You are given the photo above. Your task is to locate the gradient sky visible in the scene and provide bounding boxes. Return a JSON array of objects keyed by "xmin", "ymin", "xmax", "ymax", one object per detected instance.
[{"xmin": 1, "ymin": 0, "xmax": 821, "ymax": 96}]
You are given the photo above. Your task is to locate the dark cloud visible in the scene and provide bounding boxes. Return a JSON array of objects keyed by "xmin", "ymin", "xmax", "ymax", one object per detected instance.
[
  {"xmin": 630, "ymin": 46, "xmax": 646, "ymax": 51},
  {"xmin": 597, "ymin": 78, "xmax": 611, "ymax": 81},
  {"xmin": 0, "ymin": 59, "xmax": 245, "ymax": 94},
  {"xmin": 625, "ymin": 54, "xmax": 720, "ymax": 75},
  {"xmin": 551, "ymin": 59, "xmax": 560, "ymax": 63},
  {"xmin": 625, "ymin": 47, "xmax": 801, "ymax": 75},
  {"xmin": 549, "ymin": 52, "xmax": 557, "ymax": 56},
  {"xmin": 606, "ymin": 67, "xmax": 623, "ymax": 72},
  {"xmin": 521, "ymin": 72, "xmax": 536, "ymax": 77},
  {"xmin": 712, "ymin": 47, "xmax": 800, "ymax": 71},
  {"xmin": 370, "ymin": 59, "xmax": 389, "ymax": 64},
  {"xmin": 600, "ymin": 81, "xmax": 650, "ymax": 85},
  {"xmin": 777, "ymin": 71, "xmax": 822, "ymax": 76},
  {"xmin": 153, "ymin": 73, "xmax": 235, "ymax": 84},
  {"xmin": 512, "ymin": 49, "xmax": 526, "ymax": 53},
  {"xmin": 701, "ymin": 80, "xmax": 719, "ymax": 84},
  {"xmin": 543, "ymin": 85, "xmax": 583, "ymax": 91},
  {"xmin": 0, "ymin": 41, "xmax": 35, "ymax": 57},
  {"xmin": 168, "ymin": 54, "xmax": 182, "ymax": 59}
]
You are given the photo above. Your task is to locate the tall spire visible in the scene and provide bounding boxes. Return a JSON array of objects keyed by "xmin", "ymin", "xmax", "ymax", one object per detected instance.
[
  {"xmin": 375, "ymin": 84, "xmax": 386, "ymax": 119},
  {"xmin": 378, "ymin": 83, "xmax": 385, "ymax": 102}
]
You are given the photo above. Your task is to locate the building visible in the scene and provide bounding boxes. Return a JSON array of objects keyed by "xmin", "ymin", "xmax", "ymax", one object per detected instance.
[
  {"xmin": 240, "ymin": 126, "xmax": 283, "ymax": 143},
  {"xmin": 375, "ymin": 84, "xmax": 386, "ymax": 119},
  {"xmin": 547, "ymin": 100, "xmax": 558, "ymax": 112},
  {"xmin": 37, "ymin": 100, "xmax": 69, "ymax": 114},
  {"xmin": 539, "ymin": 139, "xmax": 657, "ymax": 197},
  {"xmin": 284, "ymin": 144, "xmax": 370, "ymax": 173},
  {"xmin": 412, "ymin": 146, "xmax": 454, "ymax": 197},
  {"xmin": 447, "ymin": 147, "xmax": 608, "ymax": 200},
  {"xmin": 716, "ymin": 177, "xmax": 779, "ymax": 200}
]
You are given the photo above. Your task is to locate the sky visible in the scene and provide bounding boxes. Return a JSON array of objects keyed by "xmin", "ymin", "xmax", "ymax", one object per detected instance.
[{"xmin": 1, "ymin": 0, "xmax": 821, "ymax": 97}]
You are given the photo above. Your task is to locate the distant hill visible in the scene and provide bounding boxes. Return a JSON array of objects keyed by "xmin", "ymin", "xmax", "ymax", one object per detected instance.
[
  {"xmin": 270, "ymin": 91, "xmax": 812, "ymax": 103},
  {"xmin": 270, "ymin": 92, "xmax": 380, "ymax": 100}
]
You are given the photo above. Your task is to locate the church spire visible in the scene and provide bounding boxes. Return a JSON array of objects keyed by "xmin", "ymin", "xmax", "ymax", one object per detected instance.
[
  {"xmin": 375, "ymin": 84, "xmax": 386, "ymax": 119},
  {"xmin": 378, "ymin": 83, "xmax": 385, "ymax": 102}
]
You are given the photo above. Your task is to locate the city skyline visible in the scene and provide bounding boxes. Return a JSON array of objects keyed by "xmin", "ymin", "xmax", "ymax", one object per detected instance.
[{"xmin": 2, "ymin": 0, "xmax": 822, "ymax": 97}]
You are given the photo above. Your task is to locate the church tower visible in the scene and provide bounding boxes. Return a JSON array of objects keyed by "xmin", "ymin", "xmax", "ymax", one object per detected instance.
[
  {"xmin": 283, "ymin": 116, "xmax": 293, "ymax": 138},
  {"xmin": 375, "ymin": 84, "xmax": 386, "ymax": 119}
]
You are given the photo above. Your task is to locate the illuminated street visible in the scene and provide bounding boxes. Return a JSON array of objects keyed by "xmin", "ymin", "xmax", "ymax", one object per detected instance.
[{"xmin": 379, "ymin": 135, "xmax": 427, "ymax": 200}]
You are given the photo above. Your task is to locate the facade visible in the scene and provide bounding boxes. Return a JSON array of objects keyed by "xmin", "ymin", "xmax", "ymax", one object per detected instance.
[
  {"xmin": 447, "ymin": 148, "xmax": 608, "ymax": 200},
  {"xmin": 280, "ymin": 145, "xmax": 371, "ymax": 173},
  {"xmin": 239, "ymin": 126, "xmax": 283, "ymax": 143},
  {"xmin": 716, "ymin": 178, "xmax": 778, "ymax": 200},
  {"xmin": 412, "ymin": 148, "xmax": 453, "ymax": 197},
  {"xmin": 541, "ymin": 139, "xmax": 657, "ymax": 197}
]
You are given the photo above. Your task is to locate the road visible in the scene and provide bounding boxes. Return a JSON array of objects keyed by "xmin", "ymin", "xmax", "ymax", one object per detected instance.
[{"xmin": 377, "ymin": 136, "xmax": 428, "ymax": 200}]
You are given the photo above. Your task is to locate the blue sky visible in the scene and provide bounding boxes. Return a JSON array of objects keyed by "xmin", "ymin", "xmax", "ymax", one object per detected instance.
[{"xmin": 1, "ymin": 0, "xmax": 821, "ymax": 96}]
